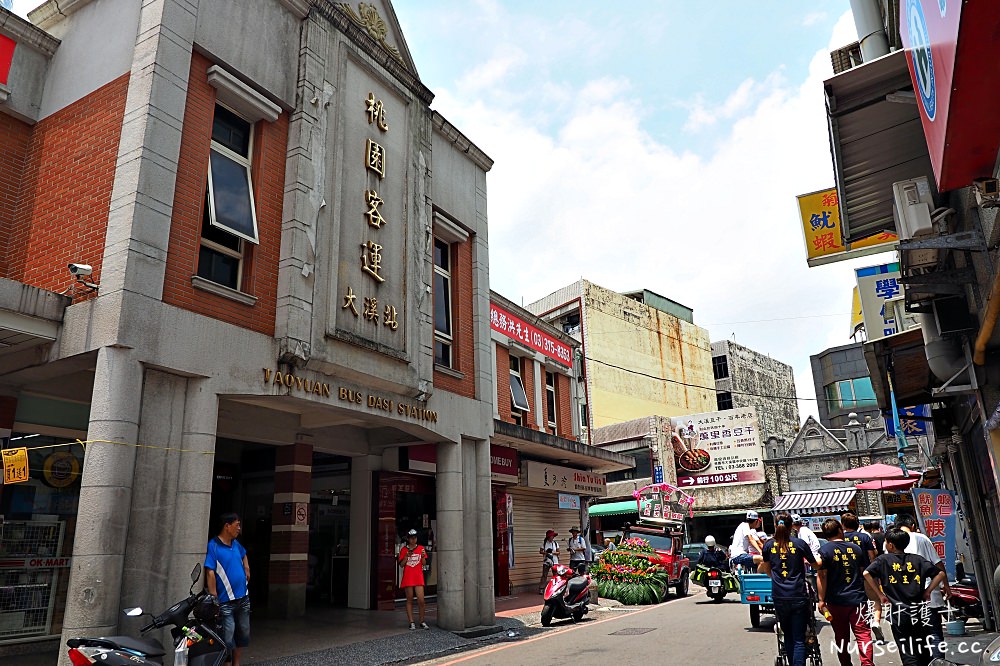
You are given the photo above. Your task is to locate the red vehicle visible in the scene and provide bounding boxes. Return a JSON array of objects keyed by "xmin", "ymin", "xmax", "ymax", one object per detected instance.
[{"xmin": 620, "ymin": 522, "xmax": 690, "ymax": 598}]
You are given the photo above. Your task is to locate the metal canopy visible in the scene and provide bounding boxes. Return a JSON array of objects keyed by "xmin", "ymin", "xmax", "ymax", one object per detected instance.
[
  {"xmin": 825, "ymin": 50, "xmax": 936, "ymax": 243},
  {"xmin": 772, "ymin": 488, "xmax": 857, "ymax": 513}
]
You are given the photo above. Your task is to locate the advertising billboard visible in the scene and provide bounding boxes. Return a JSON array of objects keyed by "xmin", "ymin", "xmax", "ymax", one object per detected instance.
[
  {"xmin": 490, "ymin": 302, "xmax": 573, "ymax": 367},
  {"xmin": 797, "ymin": 187, "xmax": 897, "ymax": 267},
  {"xmin": 669, "ymin": 407, "xmax": 765, "ymax": 489}
]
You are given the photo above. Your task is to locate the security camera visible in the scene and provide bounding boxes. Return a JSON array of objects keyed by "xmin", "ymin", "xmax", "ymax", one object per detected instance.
[{"xmin": 68, "ymin": 263, "xmax": 93, "ymax": 277}]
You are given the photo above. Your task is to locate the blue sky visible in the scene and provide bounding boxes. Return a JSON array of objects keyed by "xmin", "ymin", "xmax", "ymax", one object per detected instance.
[{"xmin": 13, "ymin": 1, "xmax": 894, "ymax": 426}]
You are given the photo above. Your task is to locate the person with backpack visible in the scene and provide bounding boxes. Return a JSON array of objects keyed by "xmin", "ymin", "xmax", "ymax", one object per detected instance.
[
  {"xmin": 538, "ymin": 529, "xmax": 560, "ymax": 593},
  {"xmin": 863, "ymin": 528, "xmax": 948, "ymax": 666},
  {"xmin": 567, "ymin": 527, "xmax": 587, "ymax": 572}
]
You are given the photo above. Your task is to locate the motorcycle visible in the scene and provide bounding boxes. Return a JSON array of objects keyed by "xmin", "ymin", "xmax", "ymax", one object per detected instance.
[
  {"xmin": 541, "ymin": 562, "xmax": 592, "ymax": 626},
  {"xmin": 691, "ymin": 563, "xmax": 738, "ymax": 602},
  {"xmin": 948, "ymin": 580, "xmax": 984, "ymax": 620},
  {"xmin": 66, "ymin": 563, "xmax": 228, "ymax": 666}
]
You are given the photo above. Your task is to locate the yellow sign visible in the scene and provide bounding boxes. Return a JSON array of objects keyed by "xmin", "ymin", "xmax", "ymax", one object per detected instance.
[
  {"xmin": 850, "ymin": 287, "xmax": 864, "ymax": 338},
  {"xmin": 798, "ymin": 188, "xmax": 898, "ymax": 267},
  {"xmin": 2, "ymin": 447, "xmax": 29, "ymax": 484}
]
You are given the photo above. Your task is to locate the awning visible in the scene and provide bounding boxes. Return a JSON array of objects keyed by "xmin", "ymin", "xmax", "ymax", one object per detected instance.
[
  {"xmin": 772, "ymin": 488, "xmax": 857, "ymax": 514},
  {"xmin": 588, "ymin": 500, "xmax": 637, "ymax": 517},
  {"xmin": 825, "ymin": 50, "xmax": 936, "ymax": 243}
]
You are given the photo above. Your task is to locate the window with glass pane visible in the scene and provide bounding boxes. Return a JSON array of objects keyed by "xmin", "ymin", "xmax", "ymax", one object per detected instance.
[
  {"xmin": 852, "ymin": 377, "xmax": 877, "ymax": 405},
  {"xmin": 716, "ymin": 391, "xmax": 733, "ymax": 411},
  {"xmin": 712, "ymin": 355, "xmax": 729, "ymax": 380},
  {"xmin": 509, "ymin": 356, "xmax": 530, "ymax": 413},
  {"xmin": 545, "ymin": 371, "xmax": 557, "ymax": 430},
  {"xmin": 198, "ymin": 190, "xmax": 243, "ymax": 290},
  {"xmin": 837, "ymin": 379, "xmax": 855, "ymax": 408},
  {"xmin": 433, "ymin": 239, "xmax": 453, "ymax": 367},
  {"xmin": 825, "ymin": 383, "xmax": 839, "ymax": 408},
  {"xmin": 206, "ymin": 105, "xmax": 259, "ymax": 243}
]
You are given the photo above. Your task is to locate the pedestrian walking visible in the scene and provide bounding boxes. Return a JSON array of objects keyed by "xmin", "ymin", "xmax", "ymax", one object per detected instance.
[
  {"xmin": 398, "ymin": 529, "xmax": 429, "ymax": 630},
  {"xmin": 567, "ymin": 527, "xmax": 587, "ymax": 571},
  {"xmin": 791, "ymin": 514, "xmax": 822, "ymax": 562},
  {"xmin": 843, "ymin": 512, "xmax": 884, "ymax": 644},
  {"xmin": 817, "ymin": 519, "xmax": 874, "ymax": 666},
  {"xmin": 204, "ymin": 513, "xmax": 251, "ymax": 666},
  {"xmin": 757, "ymin": 511, "xmax": 820, "ymax": 666},
  {"xmin": 729, "ymin": 511, "xmax": 763, "ymax": 571},
  {"xmin": 896, "ymin": 514, "xmax": 950, "ymax": 657},
  {"xmin": 863, "ymin": 528, "xmax": 948, "ymax": 666},
  {"xmin": 864, "ymin": 521, "xmax": 886, "ymax": 557},
  {"xmin": 538, "ymin": 529, "xmax": 559, "ymax": 593}
]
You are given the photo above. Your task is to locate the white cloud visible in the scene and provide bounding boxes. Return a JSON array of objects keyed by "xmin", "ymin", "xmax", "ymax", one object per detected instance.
[
  {"xmin": 431, "ymin": 11, "xmax": 884, "ymax": 428},
  {"xmin": 803, "ymin": 11, "xmax": 828, "ymax": 27}
]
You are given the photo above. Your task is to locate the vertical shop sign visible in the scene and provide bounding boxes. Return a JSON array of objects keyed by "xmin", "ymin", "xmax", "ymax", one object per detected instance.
[
  {"xmin": 856, "ymin": 263, "xmax": 903, "ymax": 342},
  {"xmin": 912, "ymin": 488, "xmax": 957, "ymax": 581}
]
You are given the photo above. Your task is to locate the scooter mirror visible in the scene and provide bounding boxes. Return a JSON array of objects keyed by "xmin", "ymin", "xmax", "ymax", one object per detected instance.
[
  {"xmin": 190, "ymin": 563, "xmax": 202, "ymax": 584},
  {"xmin": 123, "ymin": 607, "xmax": 144, "ymax": 617}
]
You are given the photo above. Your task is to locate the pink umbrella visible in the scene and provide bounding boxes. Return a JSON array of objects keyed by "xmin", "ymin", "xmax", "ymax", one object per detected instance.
[
  {"xmin": 822, "ymin": 463, "xmax": 920, "ymax": 481},
  {"xmin": 854, "ymin": 477, "xmax": 918, "ymax": 491}
]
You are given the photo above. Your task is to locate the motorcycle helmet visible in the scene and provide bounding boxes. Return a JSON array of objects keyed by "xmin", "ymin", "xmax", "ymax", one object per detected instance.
[
  {"xmin": 194, "ymin": 594, "xmax": 221, "ymax": 625},
  {"xmin": 704, "ymin": 535, "xmax": 716, "ymax": 547}
]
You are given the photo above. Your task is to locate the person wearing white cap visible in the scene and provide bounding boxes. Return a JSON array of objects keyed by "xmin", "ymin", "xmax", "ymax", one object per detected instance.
[
  {"xmin": 791, "ymin": 514, "xmax": 822, "ymax": 561},
  {"xmin": 729, "ymin": 511, "xmax": 763, "ymax": 571}
]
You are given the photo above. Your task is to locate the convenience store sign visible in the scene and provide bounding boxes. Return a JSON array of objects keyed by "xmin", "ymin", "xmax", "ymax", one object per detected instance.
[{"xmin": 0, "ymin": 557, "xmax": 71, "ymax": 569}]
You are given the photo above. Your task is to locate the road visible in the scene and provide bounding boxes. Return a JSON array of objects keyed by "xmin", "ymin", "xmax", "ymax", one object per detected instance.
[{"xmin": 413, "ymin": 589, "xmax": 993, "ymax": 666}]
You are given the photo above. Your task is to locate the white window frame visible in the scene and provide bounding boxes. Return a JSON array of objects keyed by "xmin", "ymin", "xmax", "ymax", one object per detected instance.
[
  {"xmin": 205, "ymin": 103, "xmax": 260, "ymax": 245},
  {"xmin": 433, "ymin": 238, "xmax": 453, "ymax": 367},
  {"xmin": 509, "ymin": 355, "xmax": 531, "ymax": 416},
  {"xmin": 545, "ymin": 370, "xmax": 557, "ymax": 432},
  {"xmin": 199, "ymin": 227, "xmax": 245, "ymax": 291}
]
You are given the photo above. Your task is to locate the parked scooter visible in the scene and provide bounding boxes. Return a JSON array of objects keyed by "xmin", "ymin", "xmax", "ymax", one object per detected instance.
[
  {"xmin": 66, "ymin": 564, "xmax": 228, "ymax": 666},
  {"xmin": 948, "ymin": 580, "xmax": 985, "ymax": 620},
  {"xmin": 541, "ymin": 562, "xmax": 592, "ymax": 626}
]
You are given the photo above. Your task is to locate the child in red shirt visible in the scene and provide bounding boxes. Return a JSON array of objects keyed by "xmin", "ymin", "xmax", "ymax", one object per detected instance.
[{"xmin": 398, "ymin": 529, "xmax": 429, "ymax": 630}]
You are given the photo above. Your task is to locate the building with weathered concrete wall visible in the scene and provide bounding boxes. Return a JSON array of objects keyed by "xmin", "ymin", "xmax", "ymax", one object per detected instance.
[
  {"xmin": 0, "ymin": 0, "xmax": 501, "ymax": 656},
  {"xmin": 711, "ymin": 340, "xmax": 800, "ymax": 441},
  {"xmin": 811, "ymin": 342, "xmax": 880, "ymax": 429},
  {"xmin": 527, "ymin": 281, "xmax": 716, "ymax": 435}
]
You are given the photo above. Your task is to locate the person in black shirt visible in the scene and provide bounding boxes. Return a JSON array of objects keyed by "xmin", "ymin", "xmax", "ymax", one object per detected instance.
[
  {"xmin": 863, "ymin": 529, "xmax": 947, "ymax": 666},
  {"xmin": 756, "ymin": 512, "xmax": 819, "ymax": 666},
  {"xmin": 818, "ymin": 519, "xmax": 874, "ymax": 666},
  {"xmin": 843, "ymin": 512, "xmax": 883, "ymax": 643},
  {"xmin": 864, "ymin": 521, "xmax": 886, "ymax": 556},
  {"xmin": 697, "ymin": 535, "xmax": 728, "ymax": 568}
]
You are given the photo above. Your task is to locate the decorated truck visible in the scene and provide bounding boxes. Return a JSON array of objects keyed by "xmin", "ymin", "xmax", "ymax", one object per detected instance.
[{"xmin": 617, "ymin": 483, "xmax": 696, "ymax": 599}]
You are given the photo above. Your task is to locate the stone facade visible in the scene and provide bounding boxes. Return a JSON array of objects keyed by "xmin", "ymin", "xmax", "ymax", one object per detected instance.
[{"xmin": 710, "ymin": 339, "xmax": 800, "ymax": 441}]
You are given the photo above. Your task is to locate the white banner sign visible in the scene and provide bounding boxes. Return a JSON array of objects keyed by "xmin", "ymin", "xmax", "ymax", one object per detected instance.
[
  {"xmin": 670, "ymin": 407, "xmax": 766, "ymax": 489},
  {"xmin": 856, "ymin": 262, "xmax": 902, "ymax": 342},
  {"xmin": 523, "ymin": 461, "xmax": 606, "ymax": 496}
]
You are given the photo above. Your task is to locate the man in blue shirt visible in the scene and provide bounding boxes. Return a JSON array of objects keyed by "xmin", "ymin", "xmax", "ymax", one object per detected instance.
[{"xmin": 205, "ymin": 512, "xmax": 250, "ymax": 666}]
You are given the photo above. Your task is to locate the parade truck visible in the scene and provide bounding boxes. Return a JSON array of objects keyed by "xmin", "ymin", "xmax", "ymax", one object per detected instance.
[{"xmin": 618, "ymin": 483, "xmax": 693, "ymax": 598}]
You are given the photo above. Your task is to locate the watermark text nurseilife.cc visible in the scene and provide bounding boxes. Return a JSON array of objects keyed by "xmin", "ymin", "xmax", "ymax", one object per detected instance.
[{"xmin": 829, "ymin": 637, "xmax": 985, "ymax": 658}]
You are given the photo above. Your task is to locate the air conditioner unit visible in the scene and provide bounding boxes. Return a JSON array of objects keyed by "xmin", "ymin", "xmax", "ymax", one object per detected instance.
[
  {"xmin": 892, "ymin": 177, "xmax": 937, "ymax": 269},
  {"xmin": 886, "ymin": 297, "xmax": 918, "ymax": 332}
]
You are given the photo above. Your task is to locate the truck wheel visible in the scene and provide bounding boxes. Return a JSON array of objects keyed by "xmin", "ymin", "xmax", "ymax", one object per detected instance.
[
  {"xmin": 541, "ymin": 604, "xmax": 554, "ymax": 627},
  {"xmin": 674, "ymin": 571, "xmax": 689, "ymax": 597},
  {"xmin": 750, "ymin": 604, "xmax": 761, "ymax": 628}
]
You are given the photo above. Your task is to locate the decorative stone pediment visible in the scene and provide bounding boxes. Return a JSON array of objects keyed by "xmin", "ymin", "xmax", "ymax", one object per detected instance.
[
  {"xmin": 784, "ymin": 416, "xmax": 848, "ymax": 457},
  {"xmin": 335, "ymin": 1, "xmax": 418, "ymax": 73}
]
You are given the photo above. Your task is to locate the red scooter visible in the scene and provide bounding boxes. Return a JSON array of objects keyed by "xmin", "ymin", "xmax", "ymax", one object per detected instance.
[
  {"xmin": 948, "ymin": 580, "xmax": 984, "ymax": 620},
  {"xmin": 541, "ymin": 563, "xmax": 593, "ymax": 626}
]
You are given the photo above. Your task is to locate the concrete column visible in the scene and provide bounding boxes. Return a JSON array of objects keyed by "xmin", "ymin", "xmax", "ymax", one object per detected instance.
[
  {"xmin": 269, "ymin": 443, "xmax": 312, "ymax": 617},
  {"xmin": 475, "ymin": 438, "xmax": 496, "ymax": 625},
  {"xmin": 462, "ymin": 440, "xmax": 479, "ymax": 626},
  {"xmin": 348, "ymin": 454, "xmax": 380, "ymax": 609},
  {"xmin": 60, "ymin": 347, "xmax": 143, "ymax": 655},
  {"xmin": 436, "ymin": 439, "xmax": 465, "ymax": 630},
  {"xmin": 533, "ymin": 360, "xmax": 544, "ymax": 428}
]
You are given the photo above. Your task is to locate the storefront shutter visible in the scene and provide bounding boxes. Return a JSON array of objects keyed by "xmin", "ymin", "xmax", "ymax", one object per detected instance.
[{"xmin": 505, "ymin": 487, "xmax": 584, "ymax": 593}]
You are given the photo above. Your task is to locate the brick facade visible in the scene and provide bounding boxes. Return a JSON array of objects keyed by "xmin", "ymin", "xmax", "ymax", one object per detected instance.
[
  {"xmin": 161, "ymin": 52, "xmax": 286, "ymax": 335},
  {"xmin": 433, "ymin": 238, "xmax": 476, "ymax": 398},
  {"xmin": 0, "ymin": 113, "xmax": 31, "ymax": 278},
  {"xmin": 496, "ymin": 343, "xmax": 511, "ymax": 421},
  {"xmin": 5, "ymin": 74, "xmax": 128, "ymax": 294},
  {"xmin": 520, "ymin": 357, "xmax": 536, "ymax": 429},
  {"xmin": 557, "ymin": 373, "xmax": 573, "ymax": 439}
]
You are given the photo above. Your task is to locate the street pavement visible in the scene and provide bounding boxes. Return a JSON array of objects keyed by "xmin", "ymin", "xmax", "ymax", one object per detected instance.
[{"xmin": 406, "ymin": 589, "xmax": 996, "ymax": 666}]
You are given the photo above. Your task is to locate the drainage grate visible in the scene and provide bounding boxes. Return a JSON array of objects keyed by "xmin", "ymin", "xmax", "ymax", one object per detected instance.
[{"xmin": 609, "ymin": 627, "xmax": 656, "ymax": 636}]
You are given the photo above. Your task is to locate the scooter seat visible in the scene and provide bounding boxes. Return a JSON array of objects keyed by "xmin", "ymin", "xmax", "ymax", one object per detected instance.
[{"xmin": 97, "ymin": 635, "xmax": 166, "ymax": 658}]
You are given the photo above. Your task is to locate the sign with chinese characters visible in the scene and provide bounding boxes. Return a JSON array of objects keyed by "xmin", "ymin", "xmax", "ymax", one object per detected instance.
[
  {"xmin": 669, "ymin": 408, "xmax": 765, "ymax": 489},
  {"xmin": 797, "ymin": 187, "xmax": 898, "ymax": 267},
  {"xmin": 636, "ymin": 486, "xmax": 686, "ymax": 525},
  {"xmin": 332, "ymin": 63, "xmax": 408, "ymax": 353},
  {"xmin": 856, "ymin": 263, "xmax": 903, "ymax": 342},
  {"xmin": 2, "ymin": 447, "xmax": 28, "ymax": 484},
  {"xmin": 490, "ymin": 302, "xmax": 572, "ymax": 367},
  {"xmin": 912, "ymin": 488, "xmax": 957, "ymax": 581},
  {"xmin": 558, "ymin": 493, "xmax": 581, "ymax": 510},
  {"xmin": 523, "ymin": 460, "xmax": 606, "ymax": 496},
  {"xmin": 885, "ymin": 404, "xmax": 930, "ymax": 438}
]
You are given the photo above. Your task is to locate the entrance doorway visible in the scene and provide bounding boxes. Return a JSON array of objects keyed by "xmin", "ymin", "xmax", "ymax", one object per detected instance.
[
  {"xmin": 308, "ymin": 453, "xmax": 351, "ymax": 606},
  {"xmin": 374, "ymin": 472, "xmax": 436, "ymax": 609}
]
